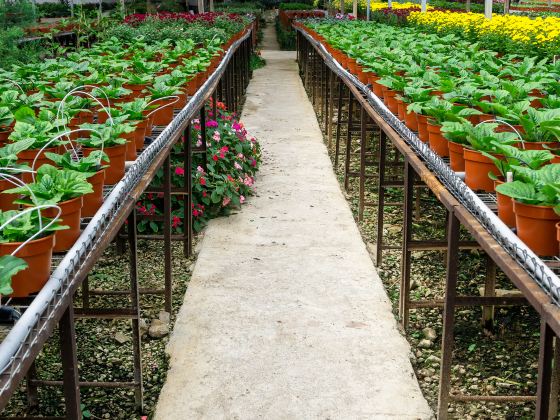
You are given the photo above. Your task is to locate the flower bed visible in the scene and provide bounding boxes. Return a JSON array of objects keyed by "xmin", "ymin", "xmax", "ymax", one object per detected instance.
[{"xmin": 299, "ymin": 18, "xmax": 560, "ymax": 257}]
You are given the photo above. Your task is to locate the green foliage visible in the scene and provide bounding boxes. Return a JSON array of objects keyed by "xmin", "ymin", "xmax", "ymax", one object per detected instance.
[
  {"xmin": 275, "ymin": 16, "xmax": 296, "ymax": 50},
  {"xmin": 45, "ymin": 150, "xmax": 109, "ymax": 176},
  {"xmin": 496, "ymin": 164, "xmax": 560, "ymax": 206},
  {"xmin": 5, "ymin": 164, "xmax": 93, "ymax": 205},
  {"xmin": 0, "ymin": 255, "xmax": 27, "ymax": 295},
  {"xmin": 0, "ymin": 208, "xmax": 67, "ymax": 243}
]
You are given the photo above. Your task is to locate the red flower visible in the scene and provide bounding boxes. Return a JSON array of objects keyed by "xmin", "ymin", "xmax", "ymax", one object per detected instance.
[
  {"xmin": 200, "ymin": 177, "xmax": 206, "ymax": 186},
  {"xmin": 212, "ymin": 155, "xmax": 218, "ymax": 161}
]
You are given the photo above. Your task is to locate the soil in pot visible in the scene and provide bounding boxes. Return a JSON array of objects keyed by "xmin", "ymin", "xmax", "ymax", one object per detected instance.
[
  {"xmin": 448, "ymin": 141, "xmax": 466, "ymax": 172},
  {"xmin": 513, "ymin": 201, "xmax": 560, "ymax": 256},
  {"xmin": 82, "ymin": 144, "xmax": 126, "ymax": 185},
  {"xmin": 427, "ymin": 122, "xmax": 449, "ymax": 157},
  {"xmin": 494, "ymin": 179, "xmax": 516, "ymax": 228},
  {"xmin": 463, "ymin": 148, "xmax": 499, "ymax": 192},
  {"xmin": 82, "ymin": 169, "xmax": 105, "ymax": 217},
  {"xmin": 0, "ymin": 234, "xmax": 55, "ymax": 297}
]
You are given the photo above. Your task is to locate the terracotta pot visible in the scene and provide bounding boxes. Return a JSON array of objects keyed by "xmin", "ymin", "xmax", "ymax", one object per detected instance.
[
  {"xmin": 496, "ymin": 124, "xmax": 524, "ymax": 135},
  {"xmin": 404, "ymin": 107, "xmax": 418, "ymax": 131},
  {"xmin": 448, "ymin": 141, "xmax": 466, "ymax": 172},
  {"xmin": 42, "ymin": 196, "xmax": 83, "ymax": 252},
  {"xmin": 18, "ymin": 147, "xmax": 58, "ymax": 183},
  {"xmin": 82, "ymin": 169, "xmax": 105, "ymax": 217},
  {"xmin": 0, "ymin": 234, "xmax": 55, "ymax": 297},
  {"xmin": 123, "ymin": 83, "xmax": 147, "ymax": 98},
  {"xmin": 174, "ymin": 91, "xmax": 188, "ymax": 110},
  {"xmin": 494, "ymin": 179, "xmax": 516, "ymax": 228},
  {"xmin": 416, "ymin": 114, "xmax": 429, "ymax": 142},
  {"xmin": 427, "ymin": 122, "xmax": 449, "ymax": 157},
  {"xmin": 372, "ymin": 81, "xmax": 384, "ymax": 99},
  {"xmin": 82, "ymin": 144, "xmax": 126, "ymax": 185},
  {"xmin": 0, "ymin": 130, "xmax": 11, "ymax": 147},
  {"xmin": 463, "ymin": 148, "xmax": 499, "ymax": 192},
  {"xmin": 0, "ymin": 177, "xmax": 19, "ymax": 211},
  {"xmin": 513, "ymin": 201, "xmax": 560, "ymax": 256},
  {"xmin": 151, "ymin": 98, "xmax": 175, "ymax": 126}
]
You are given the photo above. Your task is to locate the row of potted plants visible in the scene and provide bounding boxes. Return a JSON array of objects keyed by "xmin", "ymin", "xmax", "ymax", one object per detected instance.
[
  {"xmin": 299, "ymin": 19, "xmax": 560, "ymax": 257},
  {"xmin": 0, "ymin": 18, "xmax": 254, "ymax": 299}
]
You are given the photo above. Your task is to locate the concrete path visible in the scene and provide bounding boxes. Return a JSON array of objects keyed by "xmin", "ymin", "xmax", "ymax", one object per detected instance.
[{"xmin": 154, "ymin": 26, "xmax": 432, "ymax": 420}]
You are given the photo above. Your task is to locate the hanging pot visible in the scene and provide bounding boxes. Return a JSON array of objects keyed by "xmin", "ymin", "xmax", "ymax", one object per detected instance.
[
  {"xmin": 427, "ymin": 122, "xmax": 449, "ymax": 157},
  {"xmin": 448, "ymin": 141, "xmax": 466, "ymax": 172},
  {"xmin": 463, "ymin": 148, "xmax": 499, "ymax": 192},
  {"xmin": 82, "ymin": 169, "xmax": 105, "ymax": 217},
  {"xmin": 513, "ymin": 201, "xmax": 560, "ymax": 257},
  {"xmin": 82, "ymin": 144, "xmax": 126, "ymax": 185},
  {"xmin": 0, "ymin": 234, "xmax": 55, "ymax": 297},
  {"xmin": 494, "ymin": 179, "xmax": 516, "ymax": 228}
]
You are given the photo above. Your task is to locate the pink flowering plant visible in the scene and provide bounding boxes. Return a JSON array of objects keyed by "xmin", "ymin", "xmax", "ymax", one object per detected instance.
[{"xmin": 136, "ymin": 100, "xmax": 261, "ymax": 233}]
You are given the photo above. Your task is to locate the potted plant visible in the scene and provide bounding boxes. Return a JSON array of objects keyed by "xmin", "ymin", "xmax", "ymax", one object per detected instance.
[
  {"xmin": 0, "ymin": 107, "xmax": 14, "ymax": 146},
  {"xmin": 4, "ymin": 164, "xmax": 93, "ymax": 252},
  {"xmin": 0, "ymin": 255, "xmax": 27, "ymax": 302},
  {"xmin": 496, "ymin": 164, "xmax": 560, "ymax": 256},
  {"xmin": 146, "ymin": 80, "xmax": 182, "ymax": 126},
  {"xmin": 46, "ymin": 150, "xmax": 109, "ymax": 217},
  {"xmin": 77, "ymin": 121, "xmax": 129, "ymax": 184},
  {"xmin": 0, "ymin": 208, "xmax": 67, "ymax": 296},
  {"xmin": 0, "ymin": 138, "xmax": 34, "ymax": 211}
]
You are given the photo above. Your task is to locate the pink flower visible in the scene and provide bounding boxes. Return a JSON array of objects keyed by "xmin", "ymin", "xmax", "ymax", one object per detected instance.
[
  {"xmin": 251, "ymin": 159, "xmax": 257, "ymax": 167},
  {"xmin": 197, "ymin": 165, "xmax": 205, "ymax": 174},
  {"xmin": 243, "ymin": 176, "xmax": 253, "ymax": 187},
  {"xmin": 237, "ymin": 153, "xmax": 244, "ymax": 159},
  {"xmin": 222, "ymin": 196, "xmax": 231, "ymax": 207},
  {"xmin": 232, "ymin": 122, "xmax": 242, "ymax": 131},
  {"xmin": 172, "ymin": 215, "xmax": 181, "ymax": 228},
  {"xmin": 192, "ymin": 209, "xmax": 199, "ymax": 217},
  {"xmin": 196, "ymin": 139, "xmax": 202, "ymax": 147},
  {"xmin": 212, "ymin": 131, "xmax": 221, "ymax": 141},
  {"xmin": 240, "ymin": 195, "xmax": 245, "ymax": 204},
  {"xmin": 206, "ymin": 120, "xmax": 218, "ymax": 128},
  {"xmin": 175, "ymin": 166, "xmax": 185, "ymax": 176},
  {"xmin": 234, "ymin": 162, "xmax": 242, "ymax": 170}
]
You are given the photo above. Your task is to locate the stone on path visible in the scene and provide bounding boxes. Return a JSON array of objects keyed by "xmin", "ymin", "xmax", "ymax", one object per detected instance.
[{"xmin": 154, "ymin": 26, "xmax": 432, "ymax": 419}]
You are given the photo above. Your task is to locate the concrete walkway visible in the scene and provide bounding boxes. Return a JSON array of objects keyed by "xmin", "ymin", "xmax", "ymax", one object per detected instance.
[{"xmin": 155, "ymin": 26, "xmax": 432, "ymax": 420}]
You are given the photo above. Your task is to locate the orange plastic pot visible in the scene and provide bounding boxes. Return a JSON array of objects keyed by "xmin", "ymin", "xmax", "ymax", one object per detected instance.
[
  {"xmin": 382, "ymin": 88, "xmax": 398, "ymax": 114},
  {"xmin": 18, "ymin": 147, "xmax": 58, "ymax": 183},
  {"xmin": 519, "ymin": 141, "xmax": 560, "ymax": 151},
  {"xmin": 134, "ymin": 119, "xmax": 148, "ymax": 151},
  {"xmin": 463, "ymin": 148, "xmax": 499, "ymax": 192},
  {"xmin": 494, "ymin": 179, "xmax": 516, "ymax": 228},
  {"xmin": 42, "ymin": 196, "xmax": 82, "ymax": 252},
  {"xmin": 0, "ymin": 178, "xmax": 19, "ymax": 211},
  {"xmin": 122, "ymin": 131, "xmax": 137, "ymax": 161},
  {"xmin": 513, "ymin": 201, "xmax": 560, "ymax": 256},
  {"xmin": 448, "ymin": 141, "xmax": 466, "ymax": 172},
  {"xmin": 0, "ymin": 234, "xmax": 55, "ymax": 297},
  {"xmin": 82, "ymin": 169, "xmax": 105, "ymax": 217},
  {"xmin": 416, "ymin": 114, "xmax": 429, "ymax": 142},
  {"xmin": 427, "ymin": 122, "xmax": 449, "ymax": 157},
  {"xmin": 151, "ymin": 98, "xmax": 175, "ymax": 126},
  {"xmin": 123, "ymin": 83, "xmax": 147, "ymax": 98},
  {"xmin": 83, "ymin": 144, "xmax": 126, "ymax": 185},
  {"xmin": 396, "ymin": 100, "xmax": 405, "ymax": 121},
  {"xmin": 0, "ymin": 130, "xmax": 12, "ymax": 147},
  {"xmin": 404, "ymin": 108, "xmax": 418, "ymax": 131}
]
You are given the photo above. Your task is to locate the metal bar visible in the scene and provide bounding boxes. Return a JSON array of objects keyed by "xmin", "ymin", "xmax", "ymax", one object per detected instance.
[
  {"xmin": 437, "ymin": 211, "xmax": 461, "ymax": 419},
  {"xmin": 184, "ymin": 122, "xmax": 193, "ymax": 257},
  {"xmin": 399, "ymin": 160, "xmax": 414, "ymax": 329},
  {"xmin": 536, "ymin": 319, "xmax": 555, "ymax": 419},
  {"xmin": 163, "ymin": 156, "xmax": 172, "ymax": 313},
  {"xmin": 343, "ymin": 91, "xmax": 353, "ymax": 191},
  {"xmin": 358, "ymin": 104, "xmax": 367, "ymax": 221},
  {"xmin": 334, "ymin": 79, "xmax": 344, "ymax": 167},
  {"xmin": 59, "ymin": 306, "xmax": 81, "ymax": 419},
  {"xmin": 375, "ymin": 131, "xmax": 387, "ymax": 266}
]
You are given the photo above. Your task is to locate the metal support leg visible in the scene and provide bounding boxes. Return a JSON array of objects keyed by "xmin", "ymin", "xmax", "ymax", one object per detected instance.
[
  {"xmin": 437, "ymin": 211, "xmax": 461, "ymax": 420},
  {"xmin": 537, "ymin": 319, "xmax": 555, "ymax": 419},
  {"xmin": 482, "ymin": 256, "xmax": 497, "ymax": 331},
  {"xmin": 375, "ymin": 131, "xmax": 387, "ymax": 267},
  {"xmin": 358, "ymin": 105, "xmax": 367, "ymax": 221},
  {"xmin": 343, "ymin": 91, "xmax": 354, "ymax": 191},
  {"xmin": 334, "ymin": 79, "xmax": 344, "ymax": 167},
  {"xmin": 399, "ymin": 160, "xmax": 414, "ymax": 329},
  {"xmin": 163, "ymin": 156, "xmax": 172, "ymax": 313},
  {"xmin": 59, "ymin": 305, "xmax": 81, "ymax": 420},
  {"xmin": 184, "ymin": 123, "xmax": 193, "ymax": 258}
]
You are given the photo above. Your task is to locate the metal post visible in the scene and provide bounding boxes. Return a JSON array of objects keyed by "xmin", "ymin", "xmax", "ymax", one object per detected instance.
[
  {"xmin": 482, "ymin": 256, "xmax": 497, "ymax": 330},
  {"xmin": 375, "ymin": 130, "xmax": 387, "ymax": 267},
  {"xmin": 163, "ymin": 156, "xmax": 172, "ymax": 314},
  {"xmin": 358, "ymin": 105, "xmax": 367, "ymax": 221},
  {"xmin": 536, "ymin": 320, "xmax": 554, "ymax": 419},
  {"xmin": 200, "ymin": 104, "xmax": 207, "ymax": 173},
  {"xmin": 127, "ymin": 210, "xmax": 144, "ymax": 411},
  {"xmin": 399, "ymin": 160, "xmax": 414, "ymax": 329},
  {"xmin": 343, "ymin": 91, "xmax": 354, "ymax": 191},
  {"xmin": 334, "ymin": 79, "xmax": 344, "ymax": 167},
  {"xmin": 484, "ymin": 0, "xmax": 492, "ymax": 18},
  {"xmin": 437, "ymin": 211, "xmax": 461, "ymax": 419},
  {"xmin": 59, "ymin": 305, "xmax": 81, "ymax": 419},
  {"xmin": 184, "ymin": 123, "xmax": 193, "ymax": 258}
]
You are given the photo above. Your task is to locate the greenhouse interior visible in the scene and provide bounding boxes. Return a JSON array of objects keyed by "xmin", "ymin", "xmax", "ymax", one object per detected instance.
[{"xmin": 1, "ymin": 0, "xmax": 560, "ymax": 418}]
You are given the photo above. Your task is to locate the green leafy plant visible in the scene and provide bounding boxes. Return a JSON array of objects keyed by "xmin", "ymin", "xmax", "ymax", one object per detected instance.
[
  {"xmin": 0, "ymin": 255, "xmax": 27, "ymax": 296},
  {"xmin": 46, "ymin": 150, "xmax": 109, "ymax": 177},
  {"xmin": 481, "ymin": 143, "xmax": 554, "ymax": 180},
  {"xmin": 0, "ymin": 208, "xmax": 67, "ymax": 243},
  {"xmin": 495, "ymin": 164, "xmax": 560, "ymax": 207},
  {"xmin": 4, "ymin": 164, "xmax": 93, "ymax": 205}
]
